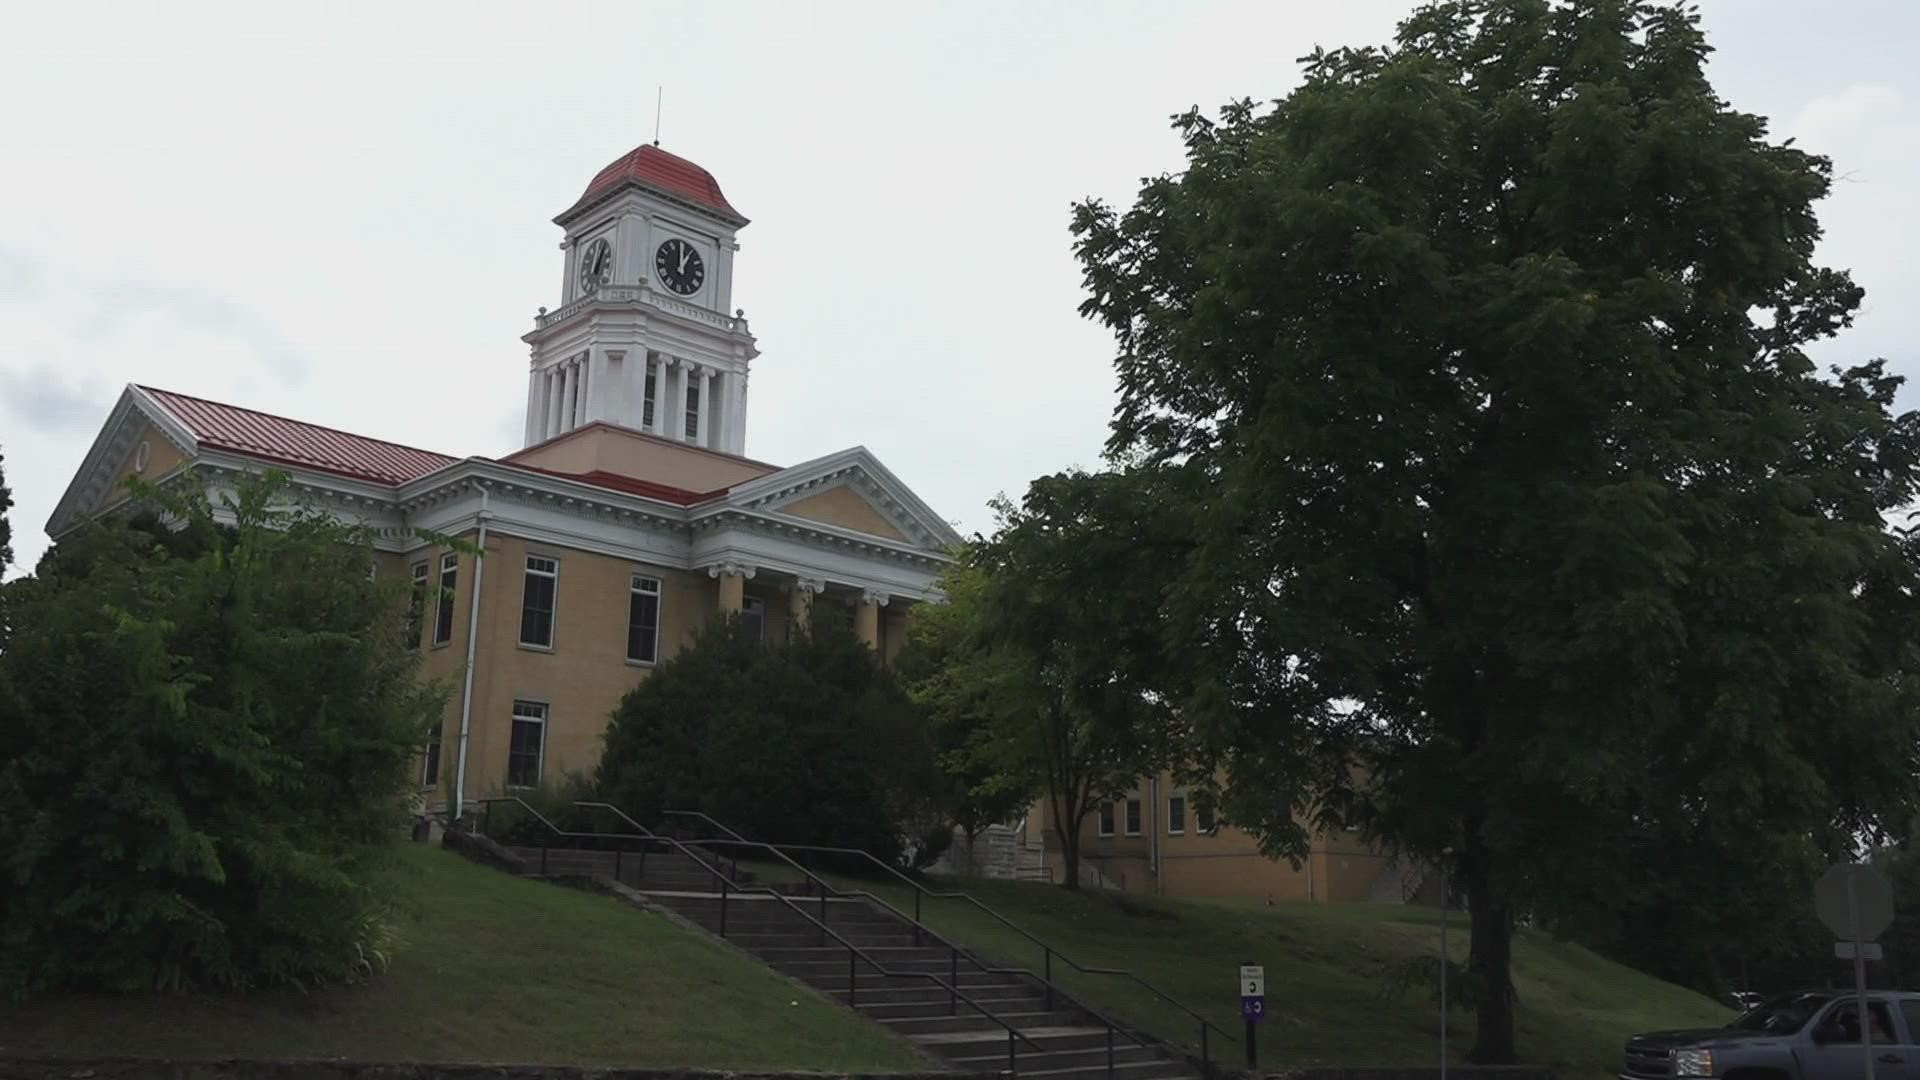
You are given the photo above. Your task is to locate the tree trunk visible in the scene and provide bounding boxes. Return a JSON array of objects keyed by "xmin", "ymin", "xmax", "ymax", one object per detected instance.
[
  {"xmin": 1465, "ymin": 849, "xmax": 1517, "ymax": 1064},
  {"xmin": 1059, "ymin": 817, "xmax": 1083, "ymax": 890}
]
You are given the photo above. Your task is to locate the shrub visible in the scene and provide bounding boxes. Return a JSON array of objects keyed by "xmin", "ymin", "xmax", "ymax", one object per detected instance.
[
  {"xmin": 0, "ymin": 473, "xmax": 447, "ymax": 996},
  {"xmin": 596, "ymin": 617, "xmax": 939, "ymax": 866}
]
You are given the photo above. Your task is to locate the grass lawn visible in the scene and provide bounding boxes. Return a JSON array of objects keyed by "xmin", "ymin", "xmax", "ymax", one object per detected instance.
[
  {"xmin": 0, "ymin": 843, "xmax": 929, "ymax": 1071},
  {"xmin": 792, "ymin": 869, "xmax": 1727, "ymax": 1080}
]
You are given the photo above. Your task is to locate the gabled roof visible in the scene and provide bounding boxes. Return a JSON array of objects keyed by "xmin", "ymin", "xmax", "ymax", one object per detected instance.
[
  {"xmin": 556, "ymin": 144, "xmax": 748, "ymax": 227},
  {"xmin": 140, "ymin": 386, "xmax": 456, "ymax": 487},
  {"xmin": 716, "ymin": 445, "xmax": 964, "ymax": 552}
]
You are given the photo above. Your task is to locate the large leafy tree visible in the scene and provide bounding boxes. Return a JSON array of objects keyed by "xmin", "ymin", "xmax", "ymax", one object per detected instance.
[
  {"xmin": 0, "ymin": 472, "xmax": 444, "ymax": 996},
  {"xmin": 597, "ymin": 618, "xmax": 941, "ymax": 866},
  {"xmin": 1072, "ymin": 0, "xmax": 1920, "ymax": 1061},
  {"xmin": 909, "ymin": 469, "xmax": 1187, "ymax": 890},
  {"xmin": 0, "ymin": 445, "xmax": 13, "ymax": 571}
]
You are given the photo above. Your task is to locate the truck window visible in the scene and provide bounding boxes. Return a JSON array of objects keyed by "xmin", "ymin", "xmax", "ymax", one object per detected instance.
[
  {"xmin": 1822, "ymin": 1001, "xmax": 1896, "ymax": 1043},
  {"xmin": 1900, "ymin": 1002, "xmax": 1920, "ymax": 1043},
  {"xmin": 1734, "ymin": 993, "xmax": 1832, "ymax": 1034}
]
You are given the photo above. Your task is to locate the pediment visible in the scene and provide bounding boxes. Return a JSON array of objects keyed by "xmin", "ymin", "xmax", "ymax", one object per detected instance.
[
  {"xmin": 45, "ymin": 385, "xmax": 198, "ymax": 539},
  {"xmin": 719, "ymin": 446, "xmax": 961, "ymax": 554}
]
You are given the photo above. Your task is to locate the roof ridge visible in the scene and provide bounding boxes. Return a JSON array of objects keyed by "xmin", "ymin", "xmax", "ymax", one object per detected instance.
[{"xmin": 138, "ymin": 385, "xmax": 457, "ymax": 461}]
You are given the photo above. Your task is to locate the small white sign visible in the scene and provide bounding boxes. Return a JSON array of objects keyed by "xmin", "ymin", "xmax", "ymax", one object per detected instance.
[
  {"xmin": 1836, "ymin": 941, "xmax": 1885, "ymax": 961},
  {"xmin": 1240, "ymin": 964, "xmax": 1265, "ymax": 997}
]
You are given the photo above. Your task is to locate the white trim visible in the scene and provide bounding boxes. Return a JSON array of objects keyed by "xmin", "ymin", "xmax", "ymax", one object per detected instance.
[
  {"xmin": 1097, "ymin": 800, "xmax": 1116, "ymax": 838},
  {"xmin": 1166, "ymin": 792, "xmax": 1186, "ymax": 836},
  {"xmin": 1124, "ymin": 796, "xmax": 1143, "ymax": 837}
]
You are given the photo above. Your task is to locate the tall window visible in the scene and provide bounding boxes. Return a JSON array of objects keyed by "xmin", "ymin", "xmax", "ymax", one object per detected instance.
[
  {"xmin": 643, "ymin": 359, "xmax": 658, "ymax": 429},
  {"xmin": 1097, "ymin": 801, "xmax": 1116, "ymax": 837},
  {"xmin": 508, "ymin": 701, "xmax": 547, "ymax": 788},
  {"xmin": 627, "ymin": 575, "xmax": 662, "ymax": 664},
  {"xmin": 421, "ymin": 722, "xmax": 443, "ymax": 788},
  {"xmin": 741, "ymin": 595, "xmax": 765, "ymax": 641},
  {"xmin": 685, "ymin": 382, "xmax": 701, "ymax": 441},
  {"xmin": 407, "ymin": 561, "xmax": 429, "ymax": 648},
  {"xmin": 432, "ymin": 553, "xmax": 458, "ymax": 646},
  {"xmin": 1124, "ymin": 797, "xmax": 1143, "ymax": 836},
  {"xmin": 519, "ymin": 555, "xmax": 558, "ymax": 648},
  {"xmin": 1167, "ymin": 793, "xmax": 1187, "ymax": 835},
  {"xmin": 1195, "ymin": 801, "xmax": 1217, "ymax": 835}
]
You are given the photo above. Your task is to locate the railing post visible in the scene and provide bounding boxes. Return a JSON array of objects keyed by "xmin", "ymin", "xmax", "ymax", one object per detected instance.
[
  {"xmin": 719, "ymin": 876, "xmax": 729, "ymax": 938},
  {"xmin": 1201, "ymin": 1023, "xmax": 1212, "ymax": 1080},
  {"xmin": 614, "ymin": 846, "xmax": 623, "ymax": 886},
  {"xmin": 1044, "ymin": 948, "xmax": 1053, "ymax": 1010},
  {"xmin": 848, "ymin": 949, "xmax": 857, "ymax": 1008},
  {"xmin": 1007, "ymin": 1030, "xmax": 1016, "ymax": 1078},
  {"xmin": 541, "ymin": 841, "xmax": 549, "ymax": 876},
  {"xmin": 950, "ymin": 947, "xmax": 959, "ymax": 1015},
  {"xmin": 914, "ymin": 890, "xmax": 923, "ymax": 944},
  {"xmin": 1107, "ymin": 1024, "xmax": 1115, "ymax": 1079}
]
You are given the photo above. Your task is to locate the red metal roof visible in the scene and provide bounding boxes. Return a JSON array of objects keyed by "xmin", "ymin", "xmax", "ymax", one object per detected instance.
[
  {"xmin": 139, "ymin": 387, "xmax": 458, "ymax": 487},
  {"xmin": 557, "ymin": 144, "xmax": 746, "ymax": 224},
  {"xmin": 504, "ymin": 463, "xmax": 725, "ymax": 506}
]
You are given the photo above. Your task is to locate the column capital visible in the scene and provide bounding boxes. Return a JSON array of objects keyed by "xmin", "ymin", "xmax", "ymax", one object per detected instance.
[
  {"xmin": 706, "ymin": 561, "xmax": 756, "ymax": 580},
  {"xmin": 859, "ymin": 588, "xmax": 891, "ymax": 608},
  {"xmin": 789, "ymin": 576, "xmax": 826, "ymax": 595}
]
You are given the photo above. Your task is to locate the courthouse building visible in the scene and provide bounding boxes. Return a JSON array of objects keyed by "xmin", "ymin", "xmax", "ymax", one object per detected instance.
[{"xmin": 47, "ymin": 142, "xmax": 960, "ymax": 817}]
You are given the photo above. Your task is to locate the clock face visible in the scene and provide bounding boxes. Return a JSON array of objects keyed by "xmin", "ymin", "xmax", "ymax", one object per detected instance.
[
  {"xmin": 578, "ymin": 238, "xmax": 612, "ymax": 294},
  {"xmin": 654, "ymin": 238, "xmax": 705, "ymax": 295}
]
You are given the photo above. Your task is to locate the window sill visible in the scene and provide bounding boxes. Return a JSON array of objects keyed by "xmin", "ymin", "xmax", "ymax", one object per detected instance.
[
  {"xmin": 624, "ymin": 657, "xmax": 658, "ymax": 669},
  {"xmin": 517, "ymin": 642, "xmax": 556, "ymax": 654},
  {"xmin": 430, "ymin": 640, "xmax": 453, "ymax": 651},
  {"xmin": 1167, "ymin": 831, "xmax": 1185, "ymax": 837}
]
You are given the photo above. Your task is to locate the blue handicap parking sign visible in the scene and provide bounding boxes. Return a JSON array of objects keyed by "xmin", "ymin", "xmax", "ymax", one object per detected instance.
[{"xmin": 1241, "ymin": 995, "xmax": 1265, "ymax": 1021}]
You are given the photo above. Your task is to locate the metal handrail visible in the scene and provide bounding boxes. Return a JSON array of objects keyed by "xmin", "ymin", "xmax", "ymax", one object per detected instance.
[
  {"xmin": 470, "ymin": 797, "xmax": 1048, "ymax": 1073},
  {"xmin": 662, "ymin": 808, "xmax": 1237, "ymax": 1057}
]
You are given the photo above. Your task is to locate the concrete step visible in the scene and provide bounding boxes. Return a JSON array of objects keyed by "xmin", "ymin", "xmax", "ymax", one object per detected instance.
[
  {"xmin": 830, "ymin": 983, "xmax": 1041, "ymax": 1006},
  {"xmin": 883, "ymin": 1010, "xmax": 1081, "ymax": 1036},
  {"xmin": 799, "ymin": 969, "xmax": 1030, "ymax": 993},
  {"xmin": 729, "ymin": 930, "xmax": 927, "ymax": 950},
  {"xmin": 854, "ymin": 994, "xmax": 1046, "ymax": 1020},
  {"xmin": 947, "ymin": 1044, "xmax": 1166, "ymax": 1073},
  {"xmin": 919, "ymin": 1027, "xmax": 1135, "ymax": 1054},
  {"xmin": 776, "ymin": 955, "xmax": 1011, "ymax": 977},
  {"xmin": 754, "ymin": 944, "xmax": 962, "ymax": 965}
]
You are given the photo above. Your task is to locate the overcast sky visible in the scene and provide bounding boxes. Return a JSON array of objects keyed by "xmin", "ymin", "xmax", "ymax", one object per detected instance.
[{"xmin": 2, "ymin": 1, "xmax": 1916, "ymax": 575}]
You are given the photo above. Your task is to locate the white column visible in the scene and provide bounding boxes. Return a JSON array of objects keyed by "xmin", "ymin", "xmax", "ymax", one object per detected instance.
[
  {"xmin": 576, "ymin": 353, "xmax": 591, "ymax": 427},
  {"xmin": 545, "ymin": 367, "xmax": 563, "ymax": 440},
  {"xmin": 697, "ymin": 367, "xmax": 713, "ymax": 447},
  {"xmin": 670, "ymin": 359, "xmax": 690, "ymax": 441},
  {"xmin": 645, "ymin": 356, "xmax": 660, "ymax": 434},
  {"xmin": 561, "ymin": 362, "xmax": 579, "ymax": 433},
  {"xmin": 524, "ymin": 370, "xmax": 544, "ymax": 446},
  {"xmin": 707, "ymin": 371, "xmax": 727, "ymax": 452}
]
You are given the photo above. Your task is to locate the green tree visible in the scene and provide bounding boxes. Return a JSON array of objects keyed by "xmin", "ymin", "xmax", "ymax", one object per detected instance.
[
  {"xmin": 0, "ymin": 472, "xmax": 445, "ymax": 996},
  {"xmin": 908, "ymin": 469, "xmax": 1186, "ymax": 890},
  {"xmin": 0, "ymin": 445, "xmax": 13, "ymax": 571},
  {"xmin": 1071, "ymin": 0, "xmax": 1920, "ymax": 1060},
  {"xmin": 596, "ymin": 618, "xmax": 939, "ymax": 866}
]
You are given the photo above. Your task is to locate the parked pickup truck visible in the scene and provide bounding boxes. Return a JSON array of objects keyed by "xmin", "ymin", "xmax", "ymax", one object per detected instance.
[{"xmin": 1623, "ymin": 992, "xmax": 1920, "ymax": 1080}]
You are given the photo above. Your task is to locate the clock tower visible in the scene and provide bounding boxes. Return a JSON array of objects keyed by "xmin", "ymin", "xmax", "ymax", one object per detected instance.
[{"xmin": 521, "ymin": 143, "xmax": 758, "ymax": 455}]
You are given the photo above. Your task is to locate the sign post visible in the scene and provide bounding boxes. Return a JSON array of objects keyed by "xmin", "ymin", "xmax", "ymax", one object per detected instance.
[
  {"xmin": 1240, "ymin": 962, "xmax": 1266, "ymax": 1071},
  {"xmin": 1816, "ymin": 863, "xmax": 1895, "ymax": 1080}
]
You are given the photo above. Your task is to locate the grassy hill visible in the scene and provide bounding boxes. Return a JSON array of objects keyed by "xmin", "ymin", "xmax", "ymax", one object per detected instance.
[
  {"xmin": 837, "ymin": 873, "xmax": 1729, "ymax": 1080},
  {"xmin": 0, "ymin": 844, "xmax": 927, "ymax": 1072}
]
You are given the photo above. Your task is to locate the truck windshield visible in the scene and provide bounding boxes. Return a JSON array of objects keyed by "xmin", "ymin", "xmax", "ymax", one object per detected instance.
[{"xmin": 1732, "ymin": 993, "xmax": 1833, "ymax": 1034}]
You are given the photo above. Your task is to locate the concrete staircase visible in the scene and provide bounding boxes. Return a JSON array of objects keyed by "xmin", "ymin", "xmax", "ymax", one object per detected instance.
[{"xmin": 507, "ymin": 843, "xmax": 1202, "ymax": 1080}]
